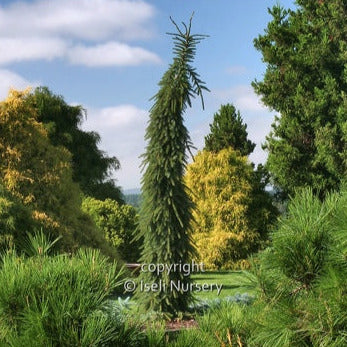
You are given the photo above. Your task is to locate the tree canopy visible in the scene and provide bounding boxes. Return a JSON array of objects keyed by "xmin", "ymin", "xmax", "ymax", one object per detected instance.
[
  {"xmin": 27, "ymin": 87, "xmax": 124, "ymax": 202},
  {"xmin": 0, "ymin": 183, "xmax": 35, "ymax": 252},
  {"xmin": 82, "ymin": 197, "xmax": 140, "ymax": 262},
  {"xmin": 253, "ymin": 0, "xmax": 347, "ymax": 198},
  {"xmin": 0, "ymin": 89, "xmax": 117, "ymax": 257}
]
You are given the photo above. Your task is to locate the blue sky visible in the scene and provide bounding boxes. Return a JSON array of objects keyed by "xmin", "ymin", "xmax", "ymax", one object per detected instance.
[{"xmin": 0, "ymin": 0, "xmax": 295, "ymax": 190}]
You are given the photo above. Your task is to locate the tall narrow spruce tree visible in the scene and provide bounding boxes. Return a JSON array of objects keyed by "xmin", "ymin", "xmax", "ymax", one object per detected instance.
[{"xmin": 136, "ymin": 17, "xmax": 208, "ymax": 316}]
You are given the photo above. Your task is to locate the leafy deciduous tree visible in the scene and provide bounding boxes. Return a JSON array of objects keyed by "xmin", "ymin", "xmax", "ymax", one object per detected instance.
[
  {"xmin": 0, "ymin": 89, "xmax": 117, "ymax": 257},
  {"xmin": 27, "ymin": 87, "xmax": 124, "ymax": 202},
  {"xmin": 82, "ymin": 197, "xmax": 140, "ymax": 262},
  {"xmin": 0, "ymin": 184, "xmax": 36, "ymax": 252}
]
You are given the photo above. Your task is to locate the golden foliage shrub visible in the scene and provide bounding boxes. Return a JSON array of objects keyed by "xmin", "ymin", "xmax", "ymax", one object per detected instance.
[{"xmin": 186, "ymin": 148, "xmax": 261, "ymax": 269}]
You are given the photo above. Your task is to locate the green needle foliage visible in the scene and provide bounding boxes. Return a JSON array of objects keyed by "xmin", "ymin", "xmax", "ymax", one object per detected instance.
[
  {"xmin": 0, "ymin": 246, "xmax": 132, "ymax": 346},
  {"xmin": 170, "ymin": 187, "xmax": 347, "ymax": 346},
  {"xmin": 204, "ymin": 103, "xmax": 255, "ymax": 156},
  {"xmin": 136, "ymin": 16, "xmax": 208, "ymax": 316},
  {"xmin": 253, "ymin": 0, "xmax": 347, "ymax": 199}
]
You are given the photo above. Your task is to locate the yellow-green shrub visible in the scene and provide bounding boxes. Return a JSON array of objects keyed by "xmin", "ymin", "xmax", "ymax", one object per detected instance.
[{"xmin": 186, "ymin": 148, "xmax": 269, "ymax": 269}]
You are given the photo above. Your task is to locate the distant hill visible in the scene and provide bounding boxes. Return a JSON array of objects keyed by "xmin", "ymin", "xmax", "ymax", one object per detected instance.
[
  {"xmin": 123, "ymin": 188, "xmax": 142, "ymax": 208},
  {"xmin": 123, "ymin": 188, "xmax": 141, "ymax": 195}
]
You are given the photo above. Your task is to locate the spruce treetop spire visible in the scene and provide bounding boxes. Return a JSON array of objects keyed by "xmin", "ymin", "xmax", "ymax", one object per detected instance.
[{"xmin": 165, "ymin": 14, "xmax": 209, "ymax": 109}]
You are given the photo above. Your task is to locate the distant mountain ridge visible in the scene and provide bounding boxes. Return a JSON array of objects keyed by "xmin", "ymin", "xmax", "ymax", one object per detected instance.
[
  {"xmin": 122, "ymin": 188, "xmax": 141, "ymax": 195},
  {"xmin": 123, "ymin": 189, "xmax": 142, "ymax": 208}
]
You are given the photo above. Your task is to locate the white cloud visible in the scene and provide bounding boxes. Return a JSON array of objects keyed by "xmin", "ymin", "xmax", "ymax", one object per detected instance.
[
  {"xmin": 68, "ymin": 42, "xmax": 161, "ymax": 66},
  {"xmin": 0, "ymin": 38, "xmax": 67, "ymax": 65},
  {"xmin": 0, "ymin": 0, "xmax": 155, "ymax": 41},
  {"xmin": 213, "ymin": 85, "xmax": 266, "ymax": 112},
  {"xmin": 0, "ymin": 0, "xmax": 160, "ymax": 67},
  {"xmin": 189, "ymin": 122, "xmax": 209, "ymax": 152},
  {"xmin": 0, "ymin": 38, "xmax": 161, "ymax": 67},
  {"xmin": 0, "ymin": 69, "xmax": 38, "ymax": 100},
  {"xmin": 81, "ymin": 105, "xmax": 149, "ymax": 189},
  {"xmin": 79, "ymin": 101, "xmax": 275, "ymax": 189},
  {"xmin": 247, "ymin": 114, "xmax": 274, "ymax": 165}
]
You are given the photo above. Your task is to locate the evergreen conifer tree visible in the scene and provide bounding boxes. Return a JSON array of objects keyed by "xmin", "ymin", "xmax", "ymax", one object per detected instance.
[
  {"xmin": 253, "ymin": 1, "xmax": 347, "ymax": 198},
  {"xmin": 136, "ymin": 17, "xmax": 208, "ymax": 316},
  {"xmin": 204, "ymin": 103, "xmax": 255, "ymax": 155}
]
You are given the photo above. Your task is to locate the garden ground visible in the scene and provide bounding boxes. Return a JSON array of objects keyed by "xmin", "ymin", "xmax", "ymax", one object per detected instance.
[{"xmin": 192, "ymin": 270, "xmax": 256, "ymax": 300}]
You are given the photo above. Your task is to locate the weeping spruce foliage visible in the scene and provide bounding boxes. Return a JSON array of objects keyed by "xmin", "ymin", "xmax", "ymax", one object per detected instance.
[{"xmin": 136, "ymin": 17, "xmax": 208, "ymax": 316}]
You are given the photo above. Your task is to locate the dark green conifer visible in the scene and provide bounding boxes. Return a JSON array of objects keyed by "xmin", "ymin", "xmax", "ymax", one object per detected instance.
[
  {"xmin": 136, "ymin": 17, "xmax": 208, "ymax": 316},
  {"xmin": 204, "ymin": 103, "xmax": 255, "ymax": 155},
  {"xmin": 253, "ymin": 1, "xmax": 347, "ymax": 199}
]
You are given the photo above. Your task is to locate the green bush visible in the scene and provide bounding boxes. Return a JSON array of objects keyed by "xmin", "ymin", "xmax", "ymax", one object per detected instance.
[
  {"xmin": 82, "ymin": 197, "xmax": 141, "ymax": 262},
  {"xmin": 0, "ymin": 241, "xmax": 146, "ymax": 346},
  {"xmin": 168, "ymin": 301, "xmax": 253, "ymax": 346}
]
